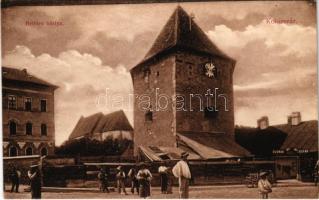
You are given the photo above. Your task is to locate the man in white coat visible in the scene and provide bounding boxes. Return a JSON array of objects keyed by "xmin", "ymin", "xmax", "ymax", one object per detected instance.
[{"xmin": 172, "ymin": 152, "xmax": 191, "ymax": 198}]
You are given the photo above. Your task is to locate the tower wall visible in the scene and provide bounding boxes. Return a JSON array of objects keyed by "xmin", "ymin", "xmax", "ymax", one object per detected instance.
[
  {"xmin": 131, "ymin": 55, "xmax": 177, "ymax": 155},
  {"xmin": 175, "ymin": 51, "xmax": 235, "ymax": 137}
]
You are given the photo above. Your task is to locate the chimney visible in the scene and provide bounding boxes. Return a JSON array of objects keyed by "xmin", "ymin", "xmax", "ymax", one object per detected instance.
[
  {"xmin": 288, "ymin": 112, "xmax": 301, "ymax": 126},
  {"xmin": 257, "ymin": 116, "xmax": 269, "ymax": 129}
]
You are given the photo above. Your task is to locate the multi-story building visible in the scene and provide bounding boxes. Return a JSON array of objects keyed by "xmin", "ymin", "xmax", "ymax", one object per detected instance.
[{"xmin": 2, "ymin": 66, "xmax": 57, "ymax": 157}]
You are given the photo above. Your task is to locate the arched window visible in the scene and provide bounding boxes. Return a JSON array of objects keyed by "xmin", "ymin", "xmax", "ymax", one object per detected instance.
[
  {"xmin": 25, "ymin": 147, "xmax": 33, "ymax": 155},
  {"xmin": 9, "ymin": 121, "xmax": 17, "ymax": 135},
  {"xmin": 26, "ymin": 122, "xmax": 33, "ymax": 135},
  {"xmin": 41, "ymin": 124, "xmax": 47, "ymax": 136},
  {"xmin": 41, "ymin": 147, "xmax": 48, "ymax": 156},
  {"xmin": 9, "ymin": 146, "xmax": 18, "ymax": 157}
]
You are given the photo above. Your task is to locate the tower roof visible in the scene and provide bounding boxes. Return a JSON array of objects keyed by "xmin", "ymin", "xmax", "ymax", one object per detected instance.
[{"xmin": 133, "ymin": 6, "xmax": 233, "ymax": 69}]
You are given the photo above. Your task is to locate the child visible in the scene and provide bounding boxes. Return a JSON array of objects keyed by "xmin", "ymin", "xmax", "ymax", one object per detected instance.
[{"xmin": 258, "ymin": 172, "xmax": 272, "ymax": 199}]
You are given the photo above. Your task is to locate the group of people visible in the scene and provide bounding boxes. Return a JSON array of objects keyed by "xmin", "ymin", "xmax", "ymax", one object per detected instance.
[
  {"xmin": 97, "ymin": 151, "xmax": 192, "ymax": 198},
  {"xmin": 9, "ymin": 164, "xmax": 42, "ymax": 199}
]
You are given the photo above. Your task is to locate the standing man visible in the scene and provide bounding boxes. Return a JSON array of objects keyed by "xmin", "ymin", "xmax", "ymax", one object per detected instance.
[
  {"xmin": 158, "ymin": 161, "xmax": 169, "ymax": 194},
  {"xmin": 172, "ymin": 152, "xmax": 192, "ymax": 199},
  {"xmin": 10, "ymin": 166, "xmax": 20, "ymax": 193},
  {"xmin": 136, "ymin": 162, "xmax": 152, "ymax": 198},
  {"xmin": 28, "ymin": 164, "xmax": 42, "ymax": 199},
  {"xmin": 258, "ymin": 172, "xmax": 272, "ymax": 199},
  {"xmin": 116, "ymin": 166, "xmax": 127, "ymax": 195},
  {"xmin": 128, "ymin": 166, "xmax": 139, "ymax": 194}
]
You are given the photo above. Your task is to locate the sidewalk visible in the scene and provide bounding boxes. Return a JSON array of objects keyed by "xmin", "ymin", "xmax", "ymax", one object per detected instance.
[{"xmin": 7, "ymin": 179, "xmax": 315, "ymax": 193}]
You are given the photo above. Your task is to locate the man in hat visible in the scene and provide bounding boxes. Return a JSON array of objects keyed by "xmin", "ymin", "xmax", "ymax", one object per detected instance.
[
  {"xmin": 136, "ymin": 162, "xmax": 152, "ymax": 198},
  {"xmin": 128, "ymin": 165, "xmax": 139, "ymax": 194},
  {"xmin": 28, "ymin": 164, "xmax": 42, "ymax": 199},
  {"xmin": 116, "ymin": 166, "xmax": 127, "ymax": 195},
  {"xmin": 258, "ymin": 172, "xmax": 272, "ymax": 199},
  {"xmin": 172, "ymin": 152, "xmax": 192, "ymax": 198},
  {"xmin": 158, "ymin": 161, "xmax": 169, "ymax": 194}
]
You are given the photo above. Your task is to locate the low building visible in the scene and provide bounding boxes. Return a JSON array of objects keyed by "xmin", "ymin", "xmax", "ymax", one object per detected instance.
[
  {"xmin": 68, "ymin": 110, "xmax": 133, "ymax": 141},
  {"xmin": 236, "ymin": 112, "xmax": 318, "ymax": 181},
  {"xmin": 2, "ymin": 66, "xmax": 58, "ymax": 156}
]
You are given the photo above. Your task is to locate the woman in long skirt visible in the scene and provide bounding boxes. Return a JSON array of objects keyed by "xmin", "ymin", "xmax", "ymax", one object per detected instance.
[{"xmin": 137, "ymin": 163, "xmax": 152, "ymax": 198}]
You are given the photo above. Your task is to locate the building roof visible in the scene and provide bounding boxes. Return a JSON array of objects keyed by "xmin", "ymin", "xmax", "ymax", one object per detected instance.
[
  {"xmin": 92, "ymin": 110, "xmax": 133, "ymax": 133},
  {"xmin": 132, "ymin": 6, "xmax": 233, "ymax": 70},
  {"xmin": 177, "ymin": 131, "xmax": 251, "ymax": 159},
  {"xmin": 274, "ymin": 120, "xmax": 318, "ymax": 152},
  {"xmin": 235, "ymin": 120, "xmax": 318, "ymax": 155},
  {"xmin": 2, "ymin": 66, "xmax": 57, "ymax": 88},
  {"xmin": 69, "ymin": 110, "xmax": 133, "ymax": 140}
]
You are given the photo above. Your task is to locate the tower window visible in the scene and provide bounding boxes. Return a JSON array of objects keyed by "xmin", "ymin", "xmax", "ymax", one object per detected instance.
[
  {"xmin": 41, "ymin": 124, "xmax": 47, "ymax": 136},
  {"xmin": 26, "ymin": 122, "xmax": 33, "ymax": 135},
  {"xmin": 204, "ymin": 106, "xmax": 218, "ymax": 118},
  {"xmin": 188, "ymin": 65, "xmax": 193, "ymax": 76},
  {"xmin": 145, "ymin": 110, "xmax": 153, "ymax": 122},
  {"xmin": 40, "ymin": 99, "xmax": 47, "ymax": 112},
  {"xmin": 144, "ymin": 69, "xmax": 150, "ymax": 83},
  {"xmin": 25, "ymin": 97, "xmax": 32, "ymax": 111},
  {"xmin": 156, "ymin": 71, "xmax": 160, "ymax": 77},
  {"xmin": 8, "ymin": 95, "xmax": 17, "ymax": 110},
  {"xmin": 25, "ymin": 147, "xmax": 33, "ymax": 155},
  {"xmin": 9, "ymin": 146, "xmax": 18, "ymax": 157},
  {"xmin": 9, "ymin": 121, "xmax": 17, "ymax": 135}
]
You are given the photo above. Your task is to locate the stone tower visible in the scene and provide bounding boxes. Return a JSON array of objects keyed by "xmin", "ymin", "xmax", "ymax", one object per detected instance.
[{"xmin": 130, "ymin": 6, "xmax": 236, "ymax": 155}]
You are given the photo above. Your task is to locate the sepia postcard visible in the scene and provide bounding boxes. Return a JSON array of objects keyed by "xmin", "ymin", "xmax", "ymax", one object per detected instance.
[{"xmin": 1, "ymin": 0, "xmax": 318, "ymax": 199}]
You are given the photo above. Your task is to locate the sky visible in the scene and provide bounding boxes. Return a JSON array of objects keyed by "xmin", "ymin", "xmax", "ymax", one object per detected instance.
[{"xmin": 1, "ymin": 1, "xmax": 317, "ymax": 145}]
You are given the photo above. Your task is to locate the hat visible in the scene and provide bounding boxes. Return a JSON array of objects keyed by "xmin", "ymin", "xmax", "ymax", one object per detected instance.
[
  {"xmin": 181, "ymin": 152, "xmax": 189, "ymax": 158},
  {"xmin": 260, "ymin": 172, "xmax": 268, "ymax": 177}
]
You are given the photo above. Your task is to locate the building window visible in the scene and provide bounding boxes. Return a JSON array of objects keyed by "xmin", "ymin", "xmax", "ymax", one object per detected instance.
[
  {"xmin": 40, "ymin": 99, "xmax": 47, "ymax": 112},
  {"xmin": 26, "ymin": 122, "xmax": 33, "ymax": 135},
  {"xmin": 9, "ymin": 121, "xmax": 17, "ymax": 135},
  {"xmin": 41, "ymin": 147, "xmax": 48, "ymax": 156},
  {"xmin": 204, "ymin": 106, "xmax": 218, "ymax": 119},
  {"xmin": 156, "ymin": 71, "xmax": 160, "ymax": 77},
  {"xmin": 41, "ymin": 124, "xmax": 47, "ymax": 136},
  {"xmin": 145, "ymin": 110, "xmax": 153, "ymax": 122},
  {"xmin": 8, "ymin": 95, "xmax": 17, "ymax": 110},
  {"xmin": 188, "ymin": 65, "xmax": 193, "ymax": 76},
  {"xmin": 25, "ymin": 147, "xmax": 33, "ymax": 155},
  {"xmin": 25, "ymin": 97, "xmax": 32, "ymax": 111},
  {"xmin": 9, "ymin": 146, "xmax": 18, "ymax": 157}
]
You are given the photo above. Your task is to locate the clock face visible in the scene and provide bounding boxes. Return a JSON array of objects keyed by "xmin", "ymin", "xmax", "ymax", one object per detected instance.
[{"xmin": 204, "ymin": 62, "xmax": 216, "ymax": 78}]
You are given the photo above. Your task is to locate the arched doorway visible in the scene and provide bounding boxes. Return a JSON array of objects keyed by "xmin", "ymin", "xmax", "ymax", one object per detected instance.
[
  {"xmin": 40, "ymin": 147, "xmax": 48, "ymax": 156},
  {"xmin": 9, "ymin": 146, "xmax": 18, "ymax": 157},
  {"xmin": 25, "ymin": 147, "xmax": 33, "ymax": 155}
]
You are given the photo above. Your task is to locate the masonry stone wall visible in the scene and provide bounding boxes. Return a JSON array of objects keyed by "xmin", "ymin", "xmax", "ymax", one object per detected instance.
[
  {"xmin": 131, "ymin": 55, "xmax": 177, "ymax": 155},
  {"xmin": 175, "ymin": 51, "xmax": 235, "ymax": 137}
]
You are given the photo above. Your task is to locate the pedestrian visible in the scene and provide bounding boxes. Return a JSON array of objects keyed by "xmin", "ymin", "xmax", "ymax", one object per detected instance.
[
  {"xmin": 116, "ymin": 166, "xmax": 127, "ymax": 195},
  {"xmin": 10, "ymin": 166, "xmax": 20, "ymax": 193},
  {"xmin": 172, "ymin": 152, "xmax": 191, "ymax": 199},
  {"xmin": 258, "ymin": 172, "xmax": 272, "ymax": 199},
  {"xmin": 137, "ymin": 162, "xmax": 152, "ymax": 198},
  {"xmin": 98, "ymin": 167, "xmax": 109, "ymax": 193},
  {"xmin": 166, "ymin": 167, "xmax": 174, "ymax": 194},
  {"xmin": 314, "ymin": 160, "xmax": 319, "ymax": 186},
  {"xmin": 128, "ymin": 166, "xmax": 139, "ymax": 194},
  {"xmin": 28, "ymin": 164, "xmax": 42, "ymax": 199},
  {"xmin": 158, "ymin": 161, "xmax": 169, "ymax": 194}
]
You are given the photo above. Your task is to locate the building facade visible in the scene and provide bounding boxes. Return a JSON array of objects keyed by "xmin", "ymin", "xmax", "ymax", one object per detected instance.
[
  {"xmin": 2, "ymin": 67, "xmax": 57, "ymax": 157},
  {"xmin": 130, "ymin": 6, "xmax": 245, "ymax": 157}
]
